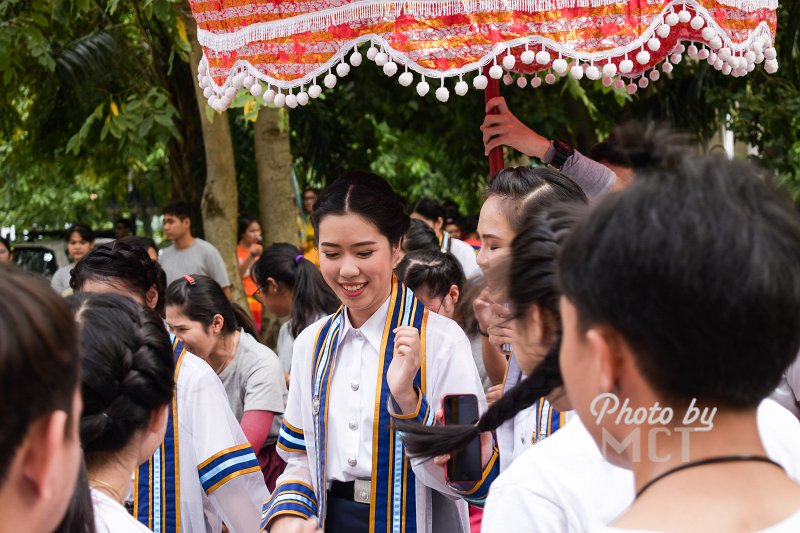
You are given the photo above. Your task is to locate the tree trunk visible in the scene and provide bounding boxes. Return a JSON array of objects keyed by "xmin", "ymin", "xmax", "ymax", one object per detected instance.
[
  {"xmin": 183, "ymin": 11, "xmax": 247, "ymax": 310},
  {"xmin": 254, "ymin": 107, "xmax": 298, "ymax": 246},
  {"xmin": 253, "ymin": 105, "xmax": 297, "ymax": 347}
]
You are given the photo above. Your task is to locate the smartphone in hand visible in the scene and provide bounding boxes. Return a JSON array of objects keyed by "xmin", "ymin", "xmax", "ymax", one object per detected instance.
[{"xmin": 442, "ymin": 394, "xmax": 482, "ymax": 483}]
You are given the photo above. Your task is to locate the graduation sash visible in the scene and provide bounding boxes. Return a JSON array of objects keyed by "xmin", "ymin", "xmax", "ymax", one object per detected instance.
[
  {"xmin": 134, "ymin": 336, "xmax": 184, "ymax": 533},
  {"xmin": 312, "ymin": 277, "xmax": 428, "ymax": 532}
]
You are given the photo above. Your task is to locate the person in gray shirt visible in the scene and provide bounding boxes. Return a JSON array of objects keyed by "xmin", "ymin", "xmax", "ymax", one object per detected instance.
[{"xmin": 159, "ymin": 200, "xmax": 231, "ymax": 299}]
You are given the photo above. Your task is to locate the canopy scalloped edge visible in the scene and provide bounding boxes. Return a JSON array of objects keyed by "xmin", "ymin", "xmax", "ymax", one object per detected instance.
[{"xmin": 195, "ymin": 0, "xmax": 778, "ymax": 109}]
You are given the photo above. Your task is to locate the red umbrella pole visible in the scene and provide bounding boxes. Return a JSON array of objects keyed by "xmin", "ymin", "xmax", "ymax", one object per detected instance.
[{"xmin": 483, "ymin": 65, "xmax": 504, "ymax": 180}]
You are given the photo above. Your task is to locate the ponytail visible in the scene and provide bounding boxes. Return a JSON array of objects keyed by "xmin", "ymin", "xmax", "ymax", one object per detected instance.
[
  {"xmin": 231, "ymin": 302, "xmax": 259, "ymax": 337},
  {"xmin": 252, "ymin": 243, "xmax": 339, "ymax": 337},
  {"xmin": 291, "ymin": 255, "xmax": 340, "ymax": 336},
  {"xmin": 397, "ymin": 337, "xmax": 562, "ymax": 457},
  {"xmin": 165, "ymin": 275, "xmax": 245, "ymax": 336}
]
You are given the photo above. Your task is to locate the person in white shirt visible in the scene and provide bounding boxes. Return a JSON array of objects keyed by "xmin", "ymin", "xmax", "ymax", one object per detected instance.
[
  {"xmin": 395, "ymin": 249, "xmax": 491, "ymax": 391},
  {"xmin": 409, "ymin": 198, "xmax": 481, "ymax": 281},
  {"xmin": 398, "ymin": 204, "xmax": 583, "ymax": 506},
  {"xmin": 68, "ymin": 292, "xmax": 174, "ymax": 533},
  {"xmin": 70, "ymin": 238, "xmax": 269, "ymax": 533},
  {"xmin": 556, "ymin": 153, "xmax": 800, "ymax": 532},
  {"xmin": 264, "ymin": 172, "xmax": 487, "ymax": 533}
]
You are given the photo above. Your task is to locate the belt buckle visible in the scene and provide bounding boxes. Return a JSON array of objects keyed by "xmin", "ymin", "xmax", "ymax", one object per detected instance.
[{"xmin": 353, "ymin": 479, "xmax": 371, "ymax": 504}]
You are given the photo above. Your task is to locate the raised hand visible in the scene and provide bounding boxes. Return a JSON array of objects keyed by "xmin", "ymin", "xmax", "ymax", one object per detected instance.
[
  {"xmin": 480, "ymin": 96, "xmax": 550, "ymax": 159},
  {"xmin": 387, "ymin": 326, "xmax": 423, "ymax": 414}
]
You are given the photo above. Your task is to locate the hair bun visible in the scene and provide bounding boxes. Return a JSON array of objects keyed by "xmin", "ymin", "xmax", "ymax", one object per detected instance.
[{"xmin": 606, "ymin": 122, "xmax": 693, "ymax": 173}]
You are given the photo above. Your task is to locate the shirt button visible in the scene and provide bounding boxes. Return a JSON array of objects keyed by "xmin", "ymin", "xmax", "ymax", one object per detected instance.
[
  {"xmin": 354, "ymin": 331, "xmax": 363, "ymax": 340},
  {"xmin": 348, "ymin": 457, "xmax": 357, "ymax": 467},
  {"xmin": 351, "ymin": 381, "xmax": 360, "ymax": 391},
  {"xmin": 349, "ymin": 419, "xmax": 359, "ymax": 431}
]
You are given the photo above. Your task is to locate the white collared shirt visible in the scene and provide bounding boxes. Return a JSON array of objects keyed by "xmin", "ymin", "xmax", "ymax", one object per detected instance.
[
  {"xmin": 284, "ymin": 294, "xmax": 484, "ymax": 485},
  {"xmin": 326, "ymin": 296, "xmax": 390, "ymax": 480}
]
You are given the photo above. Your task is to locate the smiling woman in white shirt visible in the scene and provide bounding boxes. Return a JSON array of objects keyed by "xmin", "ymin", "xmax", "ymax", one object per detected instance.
[{"xmin": 263, "ymin": 172, "xmax": 487, "ymax": 533}]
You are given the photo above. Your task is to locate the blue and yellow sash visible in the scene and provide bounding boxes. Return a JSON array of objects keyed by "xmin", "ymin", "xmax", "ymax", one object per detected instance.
[
  {"xmin": 533, "ymin": 397, "xmax": 566, "ymax": 444},
  {"xmin": 134, "ymin": 337, "xmax": 184, "ymax": 533},
  {"xmin": 313, "ymin": 277, "xmax": 428, "ymax": 532}
]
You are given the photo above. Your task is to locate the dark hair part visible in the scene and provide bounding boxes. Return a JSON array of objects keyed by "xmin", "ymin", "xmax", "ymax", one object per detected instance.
[
  {"xmin": 409, "ymin": 198, "xmax": 446, "ymax": 225},
  {"xmin": 0, "ymin": 265, "xmax": 80, "ymax": 485},
  {"xmin": 486, "ymin": 167, "xmax": 587, "ymax": 232},
  {"xmin": 162, "ymin": 200, "xmax": 192, "ymax": 220},
  {"xmin": 70, "ymin": 237, "xmax": 167, "ymax": 317},
  {"xmin": 166, "ymin": 275, "xmax": 258, "ymax": 338},
  {"xmin": 252, "ymin": 243, "xmax": 340, "ymax": 337},
  {"xmin": 559, "ymin": 155, "xmax": 800, "ymax": 408},
  {"xmin": 397, "ymin": 205, "xmax": 583, "ymax": 458},
  {"xmin": 311, "ymin": 171, "xmax": 410, "ymax": 247},
  {"xmin": 0, "ymin": 236, "xmax": 11, "ymax": 254},
  {"xmin": 238, "ymin": 217, "xmax": 260, "ymax": 242},
  {"xmin": 65, "ymin": 223, "xmax": 95, "ymax": 243},
  {"xmin": 402, "ymin": 220, "xmax": 440, "ymax": 255},
  {"xmin": 68, "ymin": 293, "xmax": 173, "ymax": 458},
  {"xmin": 395, "ymin": 251, "xmax": 464, "ymax": 301}
]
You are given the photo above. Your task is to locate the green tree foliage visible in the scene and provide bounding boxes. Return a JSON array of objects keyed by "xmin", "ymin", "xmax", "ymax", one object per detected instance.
[
  {"xmin": 0, "ymin": 0, "xmax": 189, "ymax": 229},
  {"xmin": 2, "ymin": 0, "xmax": 798, "ymax": 229}
]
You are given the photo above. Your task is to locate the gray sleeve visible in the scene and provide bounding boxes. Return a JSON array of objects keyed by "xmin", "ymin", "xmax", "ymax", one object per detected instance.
[
  {"xmin": 51, "ymin": 265, "xmax": 71, "ymax": 294},
  {"xmin": 241, "ymin": 347, "xmax": 287, "ymax": 414},
  {"xmin": 560, "ymin": 150, "xmax": 616, "ymax": 199},
  {"xmin": 277, "ymin": 321, "xmax": 294, "ymax": 375},
  {"xmin": 205, "ymin": 244, "xmax": 231, "ymax": 288}
]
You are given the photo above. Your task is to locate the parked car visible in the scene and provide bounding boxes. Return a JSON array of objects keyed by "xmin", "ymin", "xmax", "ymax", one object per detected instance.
[
  {"xmin": 13, "ymin": 237, "xmax": 113, "ymax": 279},
  {"xmin": 13, "ymin": 240, "xmax": 68, "ymax": 279}
]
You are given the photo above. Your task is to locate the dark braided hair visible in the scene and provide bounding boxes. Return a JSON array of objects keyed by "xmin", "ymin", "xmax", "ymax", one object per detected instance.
[
  {"xmin": 67, "ymin": 293, "xmax": 174, "ymax": 459},
  {"xmin": 70, "ymin": 237, "xmax": 167, "ymax": 317},
  {"xmin": 397, "ymin": 203, "xmax": 586, "ymax": 458}
]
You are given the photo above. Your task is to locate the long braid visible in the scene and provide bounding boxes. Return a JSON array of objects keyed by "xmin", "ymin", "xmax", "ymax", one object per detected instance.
[{"xmin": 397, "ymin": 203, "xmax": 586, "ymax": 459}]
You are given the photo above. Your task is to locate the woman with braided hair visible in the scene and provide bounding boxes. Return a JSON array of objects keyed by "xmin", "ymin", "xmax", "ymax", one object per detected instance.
[
  {"xmin": 396, "ymin": 202, "xmax": 584, "ymax": 506},
  {"xmin": 68, "ymin": 292, "xmax": 174, "ymax": 532},
  {"xmin": 70, "ymin": 238, "xmax": 268, "ymax": 533}
]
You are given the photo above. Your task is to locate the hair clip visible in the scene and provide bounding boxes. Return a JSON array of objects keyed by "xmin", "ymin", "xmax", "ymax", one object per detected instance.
[
  {"xmin": 295, "ymin": 254, "xmax": 304, "ymax": 265},
  {"xmin": 183, "ymin": 274, "xmax": 196, "ymax": 285}
]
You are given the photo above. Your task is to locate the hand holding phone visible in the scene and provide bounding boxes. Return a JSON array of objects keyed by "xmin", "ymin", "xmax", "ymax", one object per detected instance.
[{"xmin": 442, "ymin": 394, "xmax": 483, "ymax": 483}]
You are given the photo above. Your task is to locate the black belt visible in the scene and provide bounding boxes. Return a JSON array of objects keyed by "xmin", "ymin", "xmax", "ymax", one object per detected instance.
[{"xmin": 329, "ymin": 480, "xmax": 371, "ymax": 505}]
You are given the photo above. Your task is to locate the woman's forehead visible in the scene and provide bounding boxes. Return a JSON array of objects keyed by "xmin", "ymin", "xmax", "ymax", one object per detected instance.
[{"xmin": 318, "ymin": 213, "xmax": 389, "ymax": 245}]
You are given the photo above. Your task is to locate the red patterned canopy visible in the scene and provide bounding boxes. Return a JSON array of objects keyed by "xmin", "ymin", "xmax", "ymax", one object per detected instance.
[{"xmin": 190, "ymin": 0, "xmax": 778, "ymax": 109}]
